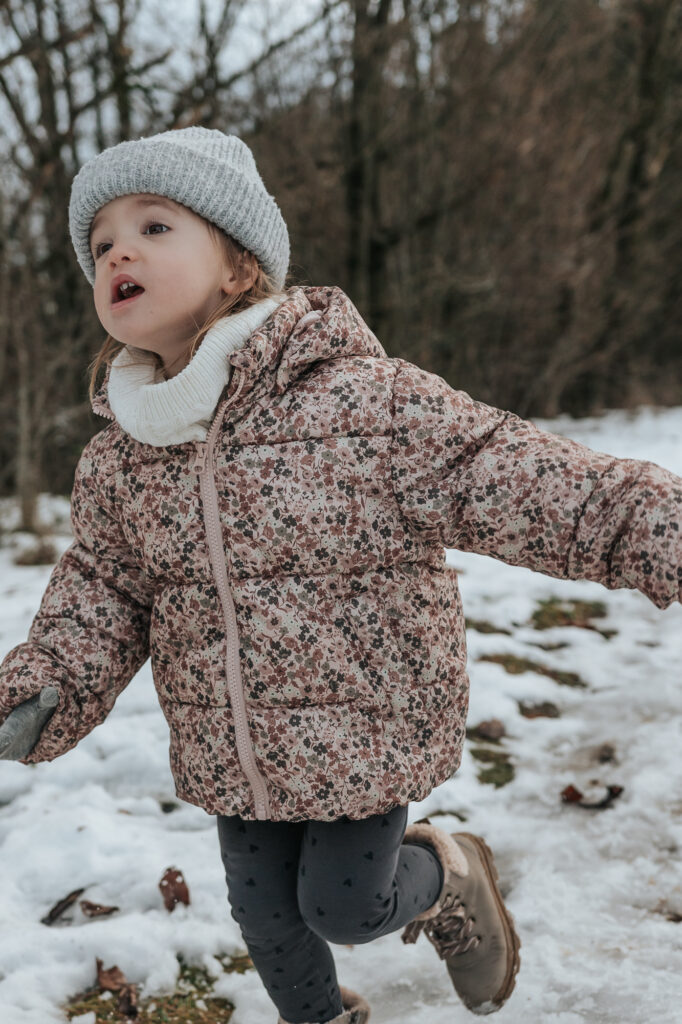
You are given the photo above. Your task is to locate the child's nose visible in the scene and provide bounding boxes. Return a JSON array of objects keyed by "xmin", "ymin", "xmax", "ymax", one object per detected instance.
[{"xmin": 107, "ymin": 237, "xmax": 139, "ymax": 265}]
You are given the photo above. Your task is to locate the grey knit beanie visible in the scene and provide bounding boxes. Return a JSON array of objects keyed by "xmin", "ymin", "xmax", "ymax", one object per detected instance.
[{"xmin": 69, "ymin": 126, "xmax": 290, "ymax": 289}]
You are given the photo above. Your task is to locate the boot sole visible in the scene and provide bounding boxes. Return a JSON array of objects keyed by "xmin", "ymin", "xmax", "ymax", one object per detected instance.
[{"xmin": 453, "ymin": 832, "xmax": 522, "ymax": 1013}]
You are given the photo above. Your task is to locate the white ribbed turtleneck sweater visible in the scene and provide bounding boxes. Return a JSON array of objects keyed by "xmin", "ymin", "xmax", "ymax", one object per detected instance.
[{"xmin": 107, "ymin": 293, "xmax": 287, "ymax": 447}]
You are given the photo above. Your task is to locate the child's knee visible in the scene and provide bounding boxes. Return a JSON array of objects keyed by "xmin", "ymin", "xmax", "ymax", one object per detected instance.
[
  {"xmin": 300, "ymin": 905, "xmax": 373, "ymax": 945},
  {"xmin": 297, "ymin": 881, "xmax": 383, "ymax": 945},
  {"xmin": 231, "ymin": 898, "xmax": 307, "ymax": 951}
]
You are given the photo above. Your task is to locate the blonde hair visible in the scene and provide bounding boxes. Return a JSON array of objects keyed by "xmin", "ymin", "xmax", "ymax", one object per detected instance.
[{"xmin": 86, "ymin": 222, "xmax": 286, "ymax": 404}]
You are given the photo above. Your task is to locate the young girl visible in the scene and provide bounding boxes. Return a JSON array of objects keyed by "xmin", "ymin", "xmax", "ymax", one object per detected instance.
[{"xmin": 1, "ymin": 126, "xmax": 680, "ymax": 1024}]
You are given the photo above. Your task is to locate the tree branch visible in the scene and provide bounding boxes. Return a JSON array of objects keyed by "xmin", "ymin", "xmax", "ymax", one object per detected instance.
[{"xmin": 0, "ymin": 19, "xmax": 94, "ymax": 72}]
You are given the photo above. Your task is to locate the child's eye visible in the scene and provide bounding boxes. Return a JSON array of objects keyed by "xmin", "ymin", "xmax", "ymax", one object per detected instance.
[{"xmin": 92, "ymin": 222, "xmax": 169, "ymax": 259}]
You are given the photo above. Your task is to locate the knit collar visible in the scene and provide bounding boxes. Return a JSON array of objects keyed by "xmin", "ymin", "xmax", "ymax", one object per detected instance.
[
  {"xmin": 104, "ymin": 294, "xmax": 286, "ymax": 446},
  {"xmin": 91, "ymin": 286, "xmax": 387, "ymax": 433}
]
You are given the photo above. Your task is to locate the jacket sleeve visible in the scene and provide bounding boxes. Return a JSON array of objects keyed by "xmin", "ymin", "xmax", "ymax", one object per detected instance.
[
  {"xmin": 0, "ymin": 440, "xmax": 154, "ymax": 763},
  {"xmin": 389, "ymin": 358, "xmax": 682, "ymax": 611}
]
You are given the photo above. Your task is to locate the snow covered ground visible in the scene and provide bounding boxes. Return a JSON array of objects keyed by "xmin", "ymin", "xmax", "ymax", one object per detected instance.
[{"xmin": 0, "ymin": 404, "xmax": 681, "ymax": 1024}]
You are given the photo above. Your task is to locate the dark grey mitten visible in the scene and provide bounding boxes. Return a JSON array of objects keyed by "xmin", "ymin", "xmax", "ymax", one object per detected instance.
[{"xmin": 0, "ymin": 686, "xmax": 59, "ymax": 760}]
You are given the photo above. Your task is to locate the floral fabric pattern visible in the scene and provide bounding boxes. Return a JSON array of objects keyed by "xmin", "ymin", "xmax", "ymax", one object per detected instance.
[{"xmin": 0, "ymin": 285, "xmax": 680, "ymax": 821}]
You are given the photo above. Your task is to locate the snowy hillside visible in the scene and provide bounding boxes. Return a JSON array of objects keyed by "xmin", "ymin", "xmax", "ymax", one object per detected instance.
[{"xmin": 0, "ymin": 404, "xmax": 681, "ymax": 1024}]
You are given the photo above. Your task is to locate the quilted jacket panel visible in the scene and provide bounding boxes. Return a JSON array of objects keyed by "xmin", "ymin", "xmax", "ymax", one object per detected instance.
[{"xmin": 1, "ymin": 284, "xmax": 680, "ymax": 820}]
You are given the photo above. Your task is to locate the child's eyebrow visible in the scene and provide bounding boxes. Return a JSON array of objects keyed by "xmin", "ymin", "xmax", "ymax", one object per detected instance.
[{"xmin": 90, "ymin": 196, "xmax": 179, "ymax": 235}]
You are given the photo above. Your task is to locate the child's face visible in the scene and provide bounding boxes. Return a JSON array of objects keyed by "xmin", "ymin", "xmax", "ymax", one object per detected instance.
[{"xmin": 90, "ymin": 193, "xmax": 239, "ymax": 373}]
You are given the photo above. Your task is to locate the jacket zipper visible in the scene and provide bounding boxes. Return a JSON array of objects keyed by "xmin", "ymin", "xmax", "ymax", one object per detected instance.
[{"xmin": 190, "ymin": 372, "xmax": 272, "ymax": 820}]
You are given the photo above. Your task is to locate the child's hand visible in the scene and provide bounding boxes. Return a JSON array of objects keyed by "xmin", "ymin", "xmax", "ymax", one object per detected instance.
[{"xmin": 0, "ymin": 686, "xmax": 59, "ymax": 760}]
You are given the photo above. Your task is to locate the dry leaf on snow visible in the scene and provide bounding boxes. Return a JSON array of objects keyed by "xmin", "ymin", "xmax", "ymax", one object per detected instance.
[
  {"xmin": 80, "ymin": 899, "xmax": 119, "ymax": 917},
  {"xmin": 95, "ymin": 957, "xmax": 138, "ymax": 1017},
  {"xmin": 40, "ymin": 887, "xmax": 85, "ymax": 925},
  {"xmin": 159, "ymin": 866, "xmax": 190, "ymax": 911},
  {"xmin": 560, "ymin": 783, "xmax": 624, "ymax": 809}
]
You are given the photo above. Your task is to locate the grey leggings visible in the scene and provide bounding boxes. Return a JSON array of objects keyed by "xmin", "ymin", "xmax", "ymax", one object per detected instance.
[{"xmin": 216, "ymin": 804, "xmax": 444, "ymax": 1023}]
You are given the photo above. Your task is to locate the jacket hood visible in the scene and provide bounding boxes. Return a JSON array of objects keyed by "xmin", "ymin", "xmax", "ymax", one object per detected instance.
[{"xmin": 90, "ymin": 285, "xmax": 386, "ymax": 421}]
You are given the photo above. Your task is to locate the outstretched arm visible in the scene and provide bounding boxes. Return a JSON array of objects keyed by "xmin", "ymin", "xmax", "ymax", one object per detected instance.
[
  {"xmin": 389, "ymin": 359, "xmax": 682, "ymax": 610},
  {"xmin": 0, "ymin": 437, "xmax": 154, "ymax": 763}
]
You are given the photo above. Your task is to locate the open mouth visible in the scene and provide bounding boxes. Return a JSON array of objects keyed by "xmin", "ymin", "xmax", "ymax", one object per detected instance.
[{"xmin": 111, "ymin": 280, "xmax": 145, "ymax": 307}]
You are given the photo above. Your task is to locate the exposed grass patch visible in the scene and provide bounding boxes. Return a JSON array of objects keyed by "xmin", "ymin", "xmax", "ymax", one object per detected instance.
[
  {"xmin": 528, "ymin": 641, "xmax": 570, "ymax": 652},
  {"xmin": 466, "ymin": 720, "xmax": 505, "ymax": 744},
  {"xmin": 469, "ymin": 746, "xmax": 515, "ymax": 788},
  {"xmin": 478, "ymin": 652, "xmax": 587, "ymax": 689},
  {"xmin": 518, "ymin": 700, "xmax": 561, "ymax": 719},
  {"xmin": 530, "ymin": 597, "xmax": 617, "ymax": 639},
  {"xmin": 465, "ymin": 618, "xmax": 513, "ymax": 636},
  {"xmin": 13, "ymin": 538, "xmax": 58, "ymax": 565},
  {"xmin": 64, "ymin": 953, "xmax": 253, "ymax": 1023}
]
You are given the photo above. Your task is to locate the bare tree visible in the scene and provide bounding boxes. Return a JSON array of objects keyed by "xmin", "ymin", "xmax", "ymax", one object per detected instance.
[
  {"xmin": 0, "ymin": 0, "xmax": 341, "ymax": 525},
  {"xmin": 514, "ymin": 0, "xmax": 682, "ymax": 416},
  {"xmin": 2, "ymin": 0, "xmax": 681, "ymax": 526}
]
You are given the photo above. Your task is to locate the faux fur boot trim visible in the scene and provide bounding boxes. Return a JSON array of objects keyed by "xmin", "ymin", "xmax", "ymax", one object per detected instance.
[
  {"xmin": 339, "ymin": 986, "xmax": 370, "ymax": 1023},
  {"xmin": 402, "ymin": 819, "xmax": 469, "ymax": 922},
  {"xmin": 277, "ymin": 984, "xmax": 370, "ymax": 1023}
]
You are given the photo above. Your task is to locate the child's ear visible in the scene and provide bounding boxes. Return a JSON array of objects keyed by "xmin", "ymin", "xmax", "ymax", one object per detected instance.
[
  {"xmin": 238, "ymin": 251, "xmax": 258, "ymax": 291},
  {"xmin": 220, "ymin": 265, "xmax": 240, "ymax": 296},
  {"xmin": 220, "ymin": 255, "xmax": 256, "ymax": 295}
]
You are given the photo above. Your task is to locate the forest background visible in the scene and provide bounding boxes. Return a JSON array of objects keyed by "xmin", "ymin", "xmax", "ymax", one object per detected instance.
[{"xmin": 1, "ymin": 0, "xmax": 681, "ymax": 532}]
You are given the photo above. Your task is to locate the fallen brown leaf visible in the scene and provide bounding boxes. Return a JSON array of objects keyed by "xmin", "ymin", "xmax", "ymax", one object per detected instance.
[
  {"xmin": 159, "ymin": 866, "xmax": 190, "ymax": 912},
  {"xmin": 96, "ymin": 957, "xmax": 129, "ymax": 992},
  {"xmin": 585, "ymin": 784, "xmax": 623, "ymax": 809},
  {"xmin": 80, "ymin": 899, "xmax": 119, "ymax": 918},
  {"xmin": 561, "ymin": 783, "xmax": 624, "ymax": 810},
  {"xmin": 41, "ymin": 887, "xmax": 85, "ymax": 925},
  {"xmin": 95, "ymin": 958, "xmax": 138, "ymax": 1018}
]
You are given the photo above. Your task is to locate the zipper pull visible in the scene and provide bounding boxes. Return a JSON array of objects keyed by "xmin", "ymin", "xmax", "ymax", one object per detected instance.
[{"xmin": 191, "ymin": 442, "xmax": 208, "ymax": 474}]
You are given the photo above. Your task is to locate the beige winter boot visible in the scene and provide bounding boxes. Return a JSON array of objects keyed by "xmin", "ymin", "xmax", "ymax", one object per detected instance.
[
  {"xmin": 277, "ymin": 985, "xmax": 370, "ymax": 1024},
  {"xmin": 401, "ymin": 818, "xmax": 521, "ymax": 1016}
]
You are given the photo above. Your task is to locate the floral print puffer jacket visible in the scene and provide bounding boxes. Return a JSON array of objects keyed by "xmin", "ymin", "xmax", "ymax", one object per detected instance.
[{"xmin": 1, "ymin": 285, "xmax": 681, "ymax": 821}]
